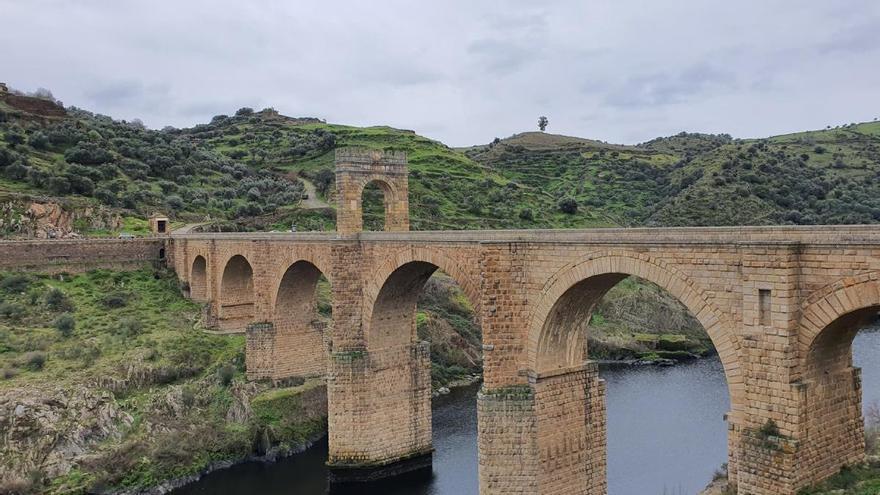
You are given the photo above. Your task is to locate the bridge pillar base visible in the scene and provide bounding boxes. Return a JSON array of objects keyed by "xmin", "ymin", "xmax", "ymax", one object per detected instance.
[
  {"xmin": 245, "ymin": 321, "xmax": 275, "ymax": 381},
  {"xmin": 327, "ymin": 343, "xmax": 432, "ymax": 479},
  {"xmin": 478, "ymin": 362, "xmax": 605, "ymax": 495},
  {"xmin": 327, "ymin": 451, "xmax": 433, "ymax": 484}
]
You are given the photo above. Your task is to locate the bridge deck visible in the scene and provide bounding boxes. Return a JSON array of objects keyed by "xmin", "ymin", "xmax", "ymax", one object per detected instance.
[{"xmin": 171, "ymin": 225, "xmax": 880, "ymax": 245}]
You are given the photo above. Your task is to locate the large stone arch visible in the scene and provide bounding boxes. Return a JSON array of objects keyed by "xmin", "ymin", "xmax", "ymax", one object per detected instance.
[
  {"xmin": 267, "ymin": 253, "xmax": 333, "ymax": 310},
  {"xmin": 795, "ymin": 273, "xmax": 880, "ymax": 484},
  {"xmin": 362, "ymin": 247, "xmax": 481, "ymax": 340},
  {"xmin": 526, "ymin": 252, "xmax": 743, "ymax": 410},
  {"xmin": 219, "ymin": 254, "xmax": 256, "ymax": 330},
  {"xmin": 269, "ymin": 259, "xmax": 331, "ymax": 378},
  {"xmin": 190, "ymin": 255, "xmax": 208, "ymax": 301},
  {"xmin": 798, "ymin": 273, "xmax": 880, "ymax": 356}
]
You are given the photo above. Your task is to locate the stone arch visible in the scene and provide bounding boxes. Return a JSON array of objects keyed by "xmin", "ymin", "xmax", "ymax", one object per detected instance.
[
  {"xmin": 363, "ymin": 247, "xmax": 481, "ymax": 344},
  {"xmin": 799, "ymin": 274, "xmax": 880, "ymax": 356},
  {"xmin": 335, "ymin": 148, "xmax": 409, "ymax": 234},
  {"xmin": 271, "ymin": 260, "xmax": 331, "ymax": 377},
  {"xmin": 796, "ymin": 274, "xmax": 880, "ymax": 484},
  {"xmin": 219, "ymin": 254, "xmax": 255, "ymax": 328},
  {"xmin": 190, "ymin": 255, "xmax": 208, "ymax": 301},
  {"xmin": 527, "ymin": 252, "xmax": 743, "ymax": 410},
  {"xmin": 359, "ymin": 178, "xmax": 397, "ymax": 232}
]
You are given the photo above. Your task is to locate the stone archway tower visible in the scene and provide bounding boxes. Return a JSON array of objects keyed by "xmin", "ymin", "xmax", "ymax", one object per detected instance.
[{"xmin": 335, "ymin": 148, "xmax": 409, "ymax": 235}]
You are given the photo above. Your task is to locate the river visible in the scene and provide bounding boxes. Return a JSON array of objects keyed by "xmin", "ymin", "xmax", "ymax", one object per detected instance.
[{"xmin": 173, "ymin": 328, "xmax": 880, "ymax": 495}]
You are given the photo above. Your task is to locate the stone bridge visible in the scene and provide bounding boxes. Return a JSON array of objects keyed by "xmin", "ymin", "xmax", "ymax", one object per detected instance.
[{"xmin": 167, "ymin": 149, "xmax": 880, "ymax": 495}]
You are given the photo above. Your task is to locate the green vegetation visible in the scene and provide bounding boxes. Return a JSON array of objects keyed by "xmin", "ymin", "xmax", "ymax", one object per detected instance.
[{"xmin": 0, "ymin": 269, "xmax": 325, "ymax": 495}]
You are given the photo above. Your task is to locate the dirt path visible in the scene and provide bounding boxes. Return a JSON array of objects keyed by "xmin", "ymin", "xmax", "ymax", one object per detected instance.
[{"xmin": 300, "ymin": 178, "xmax": 329, "ymax": 209}]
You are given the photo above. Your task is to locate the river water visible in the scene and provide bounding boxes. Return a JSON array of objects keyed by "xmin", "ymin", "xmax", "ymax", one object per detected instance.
[{"xmin": 174, "ymin": 328, "xmax": 880, "ymax": 495}]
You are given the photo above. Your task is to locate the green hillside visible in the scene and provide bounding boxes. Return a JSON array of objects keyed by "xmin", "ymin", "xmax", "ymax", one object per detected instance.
[{"xmin": 3, "ymin": 91, "xmax": 880, "ymax": 234}]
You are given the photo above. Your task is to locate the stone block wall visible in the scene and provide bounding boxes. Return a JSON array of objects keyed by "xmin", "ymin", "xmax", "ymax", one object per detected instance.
[{"xmin": 0, "ymin": 238, "xmax": 166, "ymax": 273}]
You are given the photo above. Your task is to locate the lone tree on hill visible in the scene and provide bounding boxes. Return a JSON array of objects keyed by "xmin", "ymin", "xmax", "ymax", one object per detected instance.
[{"xmin": 538, "ymin": 116, "xmax": 548, "ymax": 132}]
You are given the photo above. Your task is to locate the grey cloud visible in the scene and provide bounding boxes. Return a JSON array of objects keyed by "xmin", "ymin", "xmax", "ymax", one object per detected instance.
[
  {"xmin": 816, "ymin": 22, "xmax": 880, "ymax": 55},
  {"xmin": 603, "ymin": 63, "xmax": 737, "ymax": 109},
  {"xmin": 467, "ymin": 39, "xmax": 537, "ymax": 75},
  {"xmin": 0, "ymin": 0, "xmax": 877, "ymax": 146},
  {"xmin": 85, "ymin": 81, "xmax": 169, "ymax": 108}
]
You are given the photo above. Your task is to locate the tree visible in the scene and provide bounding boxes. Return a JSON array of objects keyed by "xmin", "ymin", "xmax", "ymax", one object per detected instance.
[{"xmin": 538, "ymin": 116, "xmax": 549, "ymax": 132}]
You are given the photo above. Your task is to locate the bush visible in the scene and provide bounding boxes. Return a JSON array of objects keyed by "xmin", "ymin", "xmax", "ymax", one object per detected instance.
[
  {"xmin": 115, "ymin": 317, "xmax": 144, "ymax": 338},
  {"xmin": 28, "ymin": 131, "xmax": 50, "ymax": 150},
  {"xmin": 235, "ymin": 107, "xmax": 254, "ymax": 116},
  {"xmin": 102, "ymin": 292, "xmax": 129, "ymax": 308},
  {"xmin": 558, "ymin": 197, "xmax": 578, "ymax": 214},
  {"xmin": 45, "ymin": 287, "xmax": 72, "ymax": 311},
  {"xmin": 54, "ymin": 313, "xmax": 76, "ymax": 337},
  {"xmin": 4, "ymin": 161, "xmax": 28, "ymax": 180},
  {"xmin": 21, "ymin": 351, "xmax": 46, "ymax": 371},
  {"xmin": 518, "ymin": 208, "xmax": 534, "ymax": 221},
  {"xmin": 217, "ymin": 363, "xmax": 236, "ymax": 386},
  {"xmin": 1, "ymin": 367, "xmax": 20, "ymax": 380},
  {"xmin": 0, "ymin": 274, "xmax": 30, "ymax": 293},
  {"xmin": 0, "ymin": 302, "xmax": 25, "ymax": 321},
  {"xmin": 64, "ymin": 141, "xmax": 114, "ymax": 165},
  {"xmin": 0, "ymin": 148, "xmax": 19, "ymax": 168}
]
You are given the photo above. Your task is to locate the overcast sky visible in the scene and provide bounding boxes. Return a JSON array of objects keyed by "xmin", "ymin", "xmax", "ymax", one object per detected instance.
[{"xmin": 2, "ymin": 0, "xmax": 879, "ymax": 146}]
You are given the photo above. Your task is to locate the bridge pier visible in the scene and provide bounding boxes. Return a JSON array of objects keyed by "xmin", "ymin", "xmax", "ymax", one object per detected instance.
[
  {"xmin": 327, "ymin": 343, "xmax": 433, "ymax": 480},
  {"xmin": 477, "ymin": 363, "xmax": 606, "ymax": 495}
]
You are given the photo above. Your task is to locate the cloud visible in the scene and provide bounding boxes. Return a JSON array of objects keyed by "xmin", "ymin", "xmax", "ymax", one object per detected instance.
[
  {"xmin": 0, "ymin": 0, "xmax": 877, "ymax": 145},
  {"xmin": 603, "ymin": 63, "xmax": 737, "ymax": 109}
]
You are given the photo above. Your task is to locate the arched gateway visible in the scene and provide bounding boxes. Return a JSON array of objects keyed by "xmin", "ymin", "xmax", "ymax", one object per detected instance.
[{"xmin": 169, "ymin": 148, "xmax": 880, "ymax": 495}]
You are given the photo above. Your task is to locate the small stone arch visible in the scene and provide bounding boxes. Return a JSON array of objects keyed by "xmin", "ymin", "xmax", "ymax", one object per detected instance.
[
  {"xmin": 219, "ymin": 254, "xmax": 256, "ymax": 329},
  {"xmin": 526, "ymin": 252, "xmax": 743, "ymax": 410},
  {"xmin": 190, "ymin": 255, "xmax": 208, "ymax": 301},
  {"xmin": 335, "ymin": 148, "xmax": 409, "ymax": 234}
]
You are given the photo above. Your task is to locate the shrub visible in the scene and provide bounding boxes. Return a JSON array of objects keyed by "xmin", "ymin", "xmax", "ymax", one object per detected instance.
[
  {"xmin": 0, "ymin": 274, "xmax": 30, "ymax": 293},
  {"xmin": 21, "ymin": 351, "xmax": 46, "ymax": 371},
  {"xmin": 558, "ymin": 197, "xmax": 578, "ymax": 214},
  {"xmin": 28, "ymin": 131, "xmax": 50, "ymax": 150},
  {"xmin": 115, "ymin": 317, "xmax": 144, "ymax": 338},
  {"xmin": 64, "ymin": 142, "xmax": 114, "ymax": 165},
  {"xmin": 4, "ymin": 162, "xmax": 28, "ymax": 180},
  {"xmin": 235, "ymin": 107, "xmax": 254, "ymax": 116},
  {"xmin": 0, "ymin": 148, "xmax": 19, "ymax": 168},
  {"xmin": 0, "ymin": 302, "xmax": 25, "ymax": 321},
  {"xmin": 166, "ymin": 195, "xmax": 184, "ymax": 210},
  {"xmin": 102, "ymin": 292, "xmax": 129, "ymax": 308},
  {"xmin": 47, "ymin": 175, "xmax": 71, "ymax": 194},
  {"xmin": 518, "ymin": 208, "xmax": 534, "ymax": 221},
  {"xmin": 45, "ymin": 287, "xmax": 72, "ymax": 311},
  {"xmin": 1, "ymin": 367, "xmax": 20, "ymax": 380},
  {"xmin": 217, "ymin": 363, "xmax": 236, "ymax": 386},
  {"xmin": 54, "ymin": 313, "xmax": 76, "ymax": 337}
]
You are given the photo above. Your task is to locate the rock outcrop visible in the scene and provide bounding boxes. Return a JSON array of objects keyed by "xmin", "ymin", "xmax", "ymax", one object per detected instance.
[
  {"xmin": 0, "ymin": 385, "xmax": 133, "ymax": 488},
  {"xmin": 0, "ymin": 199, "xmax": 122, "ymax": 238}
]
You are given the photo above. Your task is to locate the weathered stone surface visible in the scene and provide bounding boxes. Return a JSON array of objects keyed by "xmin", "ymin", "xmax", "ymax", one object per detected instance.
[{"xmin": 0, "ymin": 385, "xmax": 133, "ymax": 484}]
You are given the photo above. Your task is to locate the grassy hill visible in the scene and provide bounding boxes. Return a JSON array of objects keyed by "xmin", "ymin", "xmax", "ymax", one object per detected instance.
[{"xmin": 3, "ymin": 90, "xmax": 880, "ymax": 234}]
